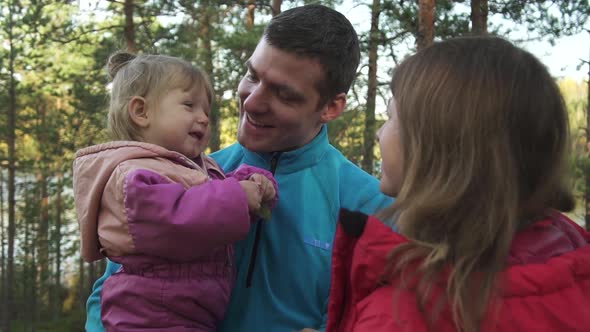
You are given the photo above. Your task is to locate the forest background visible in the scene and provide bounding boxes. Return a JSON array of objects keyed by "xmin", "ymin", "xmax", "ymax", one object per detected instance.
[{"xmin": 0, "ymin": 0, "xmax": 589, "ymax": 331}]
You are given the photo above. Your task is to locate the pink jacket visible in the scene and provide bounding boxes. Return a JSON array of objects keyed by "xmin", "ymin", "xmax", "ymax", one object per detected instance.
[
  {"xmin": 73, "ymin": 141, "xmax": 273, "ymax": 264},
  {"xmin": 74, "ymin": 141, "xmax": 278, "ymax": 330}
]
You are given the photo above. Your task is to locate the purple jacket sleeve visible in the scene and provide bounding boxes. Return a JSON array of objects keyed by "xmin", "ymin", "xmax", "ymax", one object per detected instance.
[
  {"xmin": 227, "ymin": 164, "xmax": 279, "ymax": 208},
  {"xmin": 124, "ymin": 169, "xmax": 251, "ymax": 262}
]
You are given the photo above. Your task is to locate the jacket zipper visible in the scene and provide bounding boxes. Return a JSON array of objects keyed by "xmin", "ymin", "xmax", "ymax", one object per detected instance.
[{"xmin": 246, "ymin": 152, "xmax": 281, "ymax": 287}]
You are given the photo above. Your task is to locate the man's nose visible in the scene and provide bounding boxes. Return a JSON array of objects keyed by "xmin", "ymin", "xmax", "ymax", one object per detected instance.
[{"xmin": 241, "ymin": 83, "xmax": 269, "ymax": 114}]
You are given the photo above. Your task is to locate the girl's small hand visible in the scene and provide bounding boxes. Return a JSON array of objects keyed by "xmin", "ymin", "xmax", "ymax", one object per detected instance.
[
  {"xmin": 249, "ymin": 173, "xmax": 277, "ymax": 203},
  {"xmin": 239, "ymin": 180, "xmax": 262, "ymax": 213}
]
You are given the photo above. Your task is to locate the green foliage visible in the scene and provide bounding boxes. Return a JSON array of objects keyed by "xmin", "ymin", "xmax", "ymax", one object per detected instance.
[
  {"xmin": 559, "ymin": 78, "xmax": 589, "ymax": 222},
  {"xmin": 328, "ymin": 108, "xmax": 367, "ymax": 166},
  {"xmin": 491, "ymin": 0, "xmax": 590, "ymax": 42}
]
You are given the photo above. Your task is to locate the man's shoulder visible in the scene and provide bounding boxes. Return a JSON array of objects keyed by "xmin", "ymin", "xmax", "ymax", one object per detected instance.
[
  {"xmin": 321, "ymin": 146, "xmax": 393, "ymax": 213},
  {"xmin": 322, "ymin": 146, "xmax": 377, "ymax": 182}
]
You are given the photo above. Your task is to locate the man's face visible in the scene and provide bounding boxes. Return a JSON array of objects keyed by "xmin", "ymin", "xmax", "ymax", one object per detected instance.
[{"xmin": 237, "ymin": 38, "xmax": 327, "ymax": 153}]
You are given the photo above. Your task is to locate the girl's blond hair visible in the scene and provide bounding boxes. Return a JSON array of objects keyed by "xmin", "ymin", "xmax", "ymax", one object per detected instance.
[
  {"xmin": 379, "ymin": 36, "xmax": 574, "ymax": 332},
  {"xmin": 106, "ymin": 51, "xmax": 213, "ymax": 141}
]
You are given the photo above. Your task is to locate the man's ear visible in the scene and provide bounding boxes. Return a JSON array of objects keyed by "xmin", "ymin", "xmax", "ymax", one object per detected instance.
[
  {"xmin": 320, "ymin": 93, "xmax": 346, "ymax": 123},
  {"xmin": 128, "ymin": 96, "xmax": 150, "ymax": 128}
]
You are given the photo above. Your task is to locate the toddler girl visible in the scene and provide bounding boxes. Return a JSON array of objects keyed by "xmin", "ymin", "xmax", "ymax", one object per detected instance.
[{"xmin": 73, "ymin": 51, "xmax": 278, "ymax": 331}]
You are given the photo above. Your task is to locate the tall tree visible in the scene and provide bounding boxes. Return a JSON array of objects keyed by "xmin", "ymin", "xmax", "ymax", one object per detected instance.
[
  {"xmin": 198, "ymin": 1, "xmax": 221, "ymax": 151},
  {"xmin": 36, "ymin": 102, "xmax": 51, "ymax": 320},
  {"xmin": 78, "ymin": 257, "xmax": 85, "ymax": 310},
  {"xmin": 272, "ymin": 0, "xmax": 282, "ymax": 16},
  {"xmin": 361, "ymin": 0, "xmax": 381, "ymax": 174},
  {"xmin": 52, "ymin": 172, "xmax": 64, "ymax": 320},
  {"xmin": 124, "ymin": 0, "xmax": 137, "ymax": 52},
  {"xmin": 23, "ymin": 180, "xmax": 40, "ymax": 328},
  {"xmin": 417, "ymin": 0, "xmax": 435, "ymax": 50},
  {"xmin": 247, "ymin": 0, "xmax": 255, "ymax": 27},
  {"xmin": 4, "ymin": 0, "xmax": 18, "ymax": 329},
  {"xmin": 0, "ymin": 170, "xmax": 5, "ymax": 330},
  {"xmin": 471, "ymin": 0, "xmax": 488, "ymax": 34}
]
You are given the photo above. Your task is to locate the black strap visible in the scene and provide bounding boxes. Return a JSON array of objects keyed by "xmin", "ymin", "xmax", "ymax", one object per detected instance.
[{"xmin": 339, "ymin": 208, "xmax": 368, "ymax": 238}]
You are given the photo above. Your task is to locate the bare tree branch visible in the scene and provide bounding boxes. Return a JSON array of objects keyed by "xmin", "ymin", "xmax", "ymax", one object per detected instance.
[{"xmin": 48, "ymin": 25, "xmax": 125, "ymax": 44}]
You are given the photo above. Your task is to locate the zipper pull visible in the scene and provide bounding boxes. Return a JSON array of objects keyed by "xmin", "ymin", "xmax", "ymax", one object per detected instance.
[{"xmin": 270, "ymin": 152, "xmax": 281, "ymax": 174}]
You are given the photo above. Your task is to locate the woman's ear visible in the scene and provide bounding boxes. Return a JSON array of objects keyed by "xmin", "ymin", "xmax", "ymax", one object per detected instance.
[
  {"xmin": 320, "ymin": 93, "xmax": 346, "ymax": 123},
  {"xmin": 128, "ymin": 96, "xmax": 150, "ymax": 128}
]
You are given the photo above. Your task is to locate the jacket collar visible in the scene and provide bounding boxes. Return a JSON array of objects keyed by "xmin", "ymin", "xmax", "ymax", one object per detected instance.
[
  {"xmin": 239, "ymin": 125, "xmax": 330, "ymax": 174},
  {"xmin": 331, "ymin": 209, "xmax": 590, "ymax": 310}
]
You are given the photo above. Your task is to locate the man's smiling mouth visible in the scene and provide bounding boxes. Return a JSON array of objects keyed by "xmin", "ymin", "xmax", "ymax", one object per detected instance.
[{"xmin": 246, "ymin": 114, "xmax": 272, "ymax": 128}]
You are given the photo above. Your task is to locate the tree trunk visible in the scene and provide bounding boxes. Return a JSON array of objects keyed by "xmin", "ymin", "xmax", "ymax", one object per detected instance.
[
  {"xmin": 271, "ymin": 0, "xmax": 282, "ymax": 16},
  {"xmin": 471, "ymin": 0, "xmax": 488, "ymax": 34},
  {"xmin": 22, "ymin": 180, "xmax": 37, "ymax": 330},
  {"xmin": 31, "ymin": 229, "xmax": 38, "ymax": 329},
  {"xmin": 31, "ymin": 180, "xmax": 40, "ymax": 327},
  {"xmin": 246, "ymin": 0, "xmax": 255, "ymax": 28},
  {"xmin": 88, "ymin": 261, "xmax": 96, "ymax": 296},
  {"xmin": 37, "ymin": 105, "xmax": 50, "ymax": 318},
  {"xmin": 124, "ymin": 0, "xmax": 136, "ymax": 53},
  {"xmin": 362, "ymin": 0, "xmax": 381, "ymax": 174},
  {"xmin": 0, "ymin": 170, "xmax": 5, "ymax": 329},
  {"xmin": 53, "ymin": 172, "xmax": 63, "ymax": 320},
  {"xmin": 78, "ymin": 257, "xmax": 85, "ymax": 310},
  {"xmin": 200, "ymin": 1, "xmax": 221, "ymax": 152},
  {"xmin": 39, "ymin": 174, "xmax": 50, "ymax": 320},
  {"xmin": 5, "ymin": 0, "xmax": 17, "ymax": 329},
  {"xmin": 417, "ymin": 0, "xmax": 435, "ymax": 51}
]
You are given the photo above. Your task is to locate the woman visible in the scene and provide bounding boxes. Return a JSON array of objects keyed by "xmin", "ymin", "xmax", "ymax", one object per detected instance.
[{"xmin": 327, "ymin": 36, "xmax": 590, "ymax": 332}]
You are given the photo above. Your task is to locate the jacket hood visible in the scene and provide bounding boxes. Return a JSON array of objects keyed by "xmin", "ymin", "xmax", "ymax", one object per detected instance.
[
  {"xmin": 328, "ymin": 209, "xmax": 590, "ymax": 331},
  {"xmin": 73, "ymin": 141, "xmax": 213, "ymax": 262}
]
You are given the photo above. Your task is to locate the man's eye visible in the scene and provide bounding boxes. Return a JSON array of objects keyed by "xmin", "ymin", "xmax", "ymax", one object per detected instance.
[
  {"xmin": 277, "ymin": 91, "xmax": 293, "ymax": 101},
  {"xmin": 277, "ymin": 90, "xmax": 302, "ymax": 103},
  {"xmin": 245, "ymin": 72, "xmax": 257, "ymax": 82},
  {"xmin": 183, "ymin": 102, "xmax": 193, "ymax": 108}
]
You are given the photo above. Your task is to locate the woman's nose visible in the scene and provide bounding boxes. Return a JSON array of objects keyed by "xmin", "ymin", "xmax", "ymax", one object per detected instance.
[{"xmin": 376, "ymin": 124, "xmax": 383, "ymax": 142}]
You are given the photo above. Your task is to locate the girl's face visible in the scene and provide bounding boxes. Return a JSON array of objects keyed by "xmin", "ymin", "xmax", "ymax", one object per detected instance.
[
  {"xmin": 142, "ymin": 84, "xmax": 211, "ymax": 159},
  {"xmin": 377, "ymin": 98, "xmax": 404, "ymax": 197}
]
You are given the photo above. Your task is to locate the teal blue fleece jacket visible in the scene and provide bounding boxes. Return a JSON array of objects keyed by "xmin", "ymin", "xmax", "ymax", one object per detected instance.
[{"xmin": 85, "ymin": 125, "xmax": 393, "ymax": 332}]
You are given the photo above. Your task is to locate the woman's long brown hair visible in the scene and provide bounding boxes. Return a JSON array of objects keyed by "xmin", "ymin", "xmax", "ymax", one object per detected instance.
[{"xmin": 378, "ymin": 36, "xmax": 574, "ymax": 332}]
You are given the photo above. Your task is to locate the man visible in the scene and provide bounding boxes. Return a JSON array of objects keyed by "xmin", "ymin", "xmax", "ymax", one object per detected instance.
[{"xmin": 85, "ymin": 4, "xmax": 392, "ymax": 332}]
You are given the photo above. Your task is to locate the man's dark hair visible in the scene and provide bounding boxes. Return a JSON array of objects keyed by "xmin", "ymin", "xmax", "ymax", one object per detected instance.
[{"xmin": 264, "ymin": 4, "xmax": 360, "ymax": 104}]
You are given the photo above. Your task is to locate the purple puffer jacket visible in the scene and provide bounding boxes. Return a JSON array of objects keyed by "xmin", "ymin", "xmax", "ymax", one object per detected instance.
[{"xmin": 73, "ymin": 141, "xmax": 278, "ymax": 331}]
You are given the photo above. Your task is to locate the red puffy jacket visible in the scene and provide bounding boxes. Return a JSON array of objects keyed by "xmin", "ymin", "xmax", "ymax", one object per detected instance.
[{"xmin": 327, "ymin": 210, "xmax": 590, "ymax": 332}]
